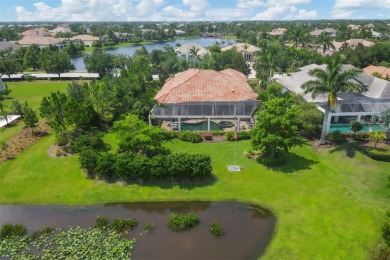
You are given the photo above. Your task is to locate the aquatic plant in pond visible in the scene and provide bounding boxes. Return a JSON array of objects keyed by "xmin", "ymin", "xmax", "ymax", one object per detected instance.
[
  {"xmin": 111, "ymin": 218, "xmax": 138, "ymax": 234},
  {"xmin": 210, "ymin": 221, "xmax": 225, "ymax": 236},
  {"xmin": 168, "ymin": 213, "xmax": 200, "ymax": 232},
  {"xmin": 93, "ymin": 216, "xmax": 110, "ymax": 229},
  {"xmin": 0, "ymin": 223, "xmax": 27, "ymax": 239},
  {"xmin": 0, "ymin": 226, "xmax": 135, "ymax": 259},
  {"xmin": 144, "ymin": 222, "xmax": 155, "ymax": 233}
]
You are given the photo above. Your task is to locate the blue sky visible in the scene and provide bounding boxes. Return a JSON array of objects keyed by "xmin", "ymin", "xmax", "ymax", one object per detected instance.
[{"xmin": 0, "ymin": 0, "xmax": 389, "ymax": 22}]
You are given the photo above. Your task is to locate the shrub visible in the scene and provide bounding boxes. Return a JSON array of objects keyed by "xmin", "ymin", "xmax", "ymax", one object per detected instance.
[
  {"xmin": 244, "ymin": 149, "xmax": 254, "ymax": 159},
  {"xmin": 111, "ymin": 218, "xmax": 138, "ymax": 234},
  {"xmin": 78, "ymin": 148, "xmax": 99, "ymax": 177},
  {"xmin": 144, "ymin": 222, "xmax": 155, "ymax": 232},
  {"xmin": 94, "ymin": 216, "xmax": 110, "ymax": 229},
  {"xmin": 0, "ymin": 223, "xmax": 27, "ymax": 239},
  {"xmin": 210, "ymin": 221, "xmax": 225, "ymax": 236},
  {"xmin": 211, "ymin": 130, "xmax": 225, "ymax": 136},
  {"xmin": 360, "ymin": 147, "xmax": 390, "ymax": 162},
  {"xmin": 178, "ymin": 131, "xmax": 203, "ymax": 143},
  {"xmin": 226, "ymin": 130, "xmax": 252, "ymax": 141},
  {"xmin": 327, "ymin": 130, "xmax": 344, "ymax": 144},
  {"xmin": 168, "ymin": 213, "xmax": 200, "ymax": 232},
  {"xmin": 383, "ymin": 221, "xmax": 390, "ymax": 246},
  {"xmin": 350, "ymin": 121, "xmax": 363, "ymax": 138},
  {"xmin": 72, "ymin": 134, "xmax": 107, "ymax": 153}
]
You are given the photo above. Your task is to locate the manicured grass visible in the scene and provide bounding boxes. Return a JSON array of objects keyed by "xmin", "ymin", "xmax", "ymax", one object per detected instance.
[{"xmin": 0, "ymin": 134, "xmax": 388, "ymax": 259}]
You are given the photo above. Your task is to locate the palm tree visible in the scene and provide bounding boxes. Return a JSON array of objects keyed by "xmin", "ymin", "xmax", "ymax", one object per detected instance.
[
  {"xmin": 287, "ymin": 27, "xmax": 305, "ymax": 48},
  {"xmin": 317, "ymin": 32, "xmax": 335, "ymax": 55},
  {"xmin": 370, "ymin": 131, "xmax": 385, "ymax": 148},
  {"xmin": 189, "ymin": 46, "xmax": 201, "ymax": 68},
  {"xmin": 301, "ymin": 56, "xmax": 362, "ymax": 144},
  {"xmin": 255, "ymin": 40, "xmax": 280, "ymax": 81}
]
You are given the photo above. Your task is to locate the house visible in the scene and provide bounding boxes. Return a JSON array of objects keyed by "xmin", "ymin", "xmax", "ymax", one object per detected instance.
[
  {"xmin": 20, "ymin": 27, "xmax": 51, "ymax": 38},
  {"xmin": 175, "ymin": 43, "xmax": 210, "ymax": 61},
  {"xmin": 0, "ymin": 41, "xmax": 20, "ymax": 52},
  {"xmin": 363, "ymin": 66, "xmax": 390, "ymax": 79},
  {"xmin": 276, "ymin": 64, "xmax": 390, "ymax": 134},
  {"xmin": 221, "ymin": 43, "xmax": 260, "ymax": 62},
  {"xmin": 347, "ymin": 24, "xmax": 360, "ymax": 30},
  {"xmin": 49, "ymin": 26, "xmax": 73, "ymax": 36},
  {"xmin": 268, "ymin": 28, "xmax": 287, "ymax": 36},
  {"xmin": 15, "ymin": 36, "xmax": 65, "ymax": 49},
  {"xmin": 310, "ymin": 28, "xmax": 337, "ymax": 37},
  {"xmin": 345, "ymin": 39, "xmax": 375, "ymax": 48},
  {"xmin": 70, "ymin": 35, "xmax": 100, "ymax": 47},
  {"xmin": 150, "ymin": 69, "xmax": 258, "ymax": 131},
  {"xmin": 371, "ymin": 30, "xmax": 382, "ymax": 39}
]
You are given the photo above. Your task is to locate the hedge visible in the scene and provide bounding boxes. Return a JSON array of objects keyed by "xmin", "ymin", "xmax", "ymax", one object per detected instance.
[
  {"xmin": 79, "ymin": 151, "xmax": 212, "ymax": 180},
  {"xmin": 359, "ymin": 146, "xmax": 390, "ymax": 162},
  {"xmin": 226, "ymin": 130, "xmax": 252, "ymax": 141},
  {"xmin": 178, "ymin": 131, "xmax": 203, "ymax": 143}
]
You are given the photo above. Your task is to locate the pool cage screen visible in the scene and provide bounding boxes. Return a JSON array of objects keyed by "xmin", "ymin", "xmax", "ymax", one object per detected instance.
[{"xmin": 151, "ymin": 100, "xmax": 258, "ymax": 117}]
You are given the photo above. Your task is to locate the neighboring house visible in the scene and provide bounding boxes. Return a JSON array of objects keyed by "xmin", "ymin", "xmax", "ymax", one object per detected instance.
[
  {"xmin": 363, "ymin": 66, "xmax": 390, "ymax": 79},
  {"xmin": 276, "ymin": 64, "xmax": 390, "ymax": 134},
  {"xmin": 0, "ymin": 41, "xmax": 20, "ymax": 52},
  {"xmin": 366, "ymin": 23, "xmax": 375, "ymax": 28},
  {"xmin": 70, "ymin": 35, "xmax": 100, "ymax": 47},
  {"xmin": 268, "ymin": 28, "xmax": 287, "ymax": 36},
  {"xmin": 371, "ymin": 30, "xmax": 382, "ymax": 39},
  {"xmin": 49, "ymin": 27, "xmax": 73, "ymax": 36},
  {"xmin": 175, "ymin": 43, "xmax": 210, "ymax": 61},
  {"xmin": 150, "ymin": 69, "xmax": 258, "ymax": 131},
  {"xmin": 221, "ymin": 43, "xmax": 260, "ymax": 62},
  {"xmin": 15, "ymin": 36, "xmax": 65, "ymax": 49},
  {"xmin": 347, "ymin": 24, "xmax": 360, "ymax": 30},
  {"xmin": 20, "ymin": 27, "xmax": 51, "ymax": 38},
  {"xmin": 310, "ymin": 28, "xmax": 337, "ymax": 37},
  {"xmin": 345, "ymin": 39, "xmax": 375, "ymax": 48}
]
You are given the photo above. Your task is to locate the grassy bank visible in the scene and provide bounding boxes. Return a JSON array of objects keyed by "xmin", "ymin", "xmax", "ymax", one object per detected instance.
[{"xmin": 0, "ymin": 134, "xmax": 388, "ymax": 259}]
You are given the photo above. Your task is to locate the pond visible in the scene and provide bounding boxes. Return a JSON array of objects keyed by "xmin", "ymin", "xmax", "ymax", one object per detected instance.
[
  {"xmin": 0, "ymin": 201, "xmax": 275, "ymax": 259},
  {"xmin": 71, "ymin": 37, "xmax": 237, "ymax": 71}
]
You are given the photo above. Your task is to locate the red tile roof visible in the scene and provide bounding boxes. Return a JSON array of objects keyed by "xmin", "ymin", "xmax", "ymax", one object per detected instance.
[
  {"xmin": 155, "ymin": 69, "xmax": 257, "ymax": 103},
  {"xmin": 363, "ymin": 65, "xmax": 390, "ymax": 78}
]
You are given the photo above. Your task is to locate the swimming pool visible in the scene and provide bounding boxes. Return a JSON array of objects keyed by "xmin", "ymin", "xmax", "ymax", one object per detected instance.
[
  {"xmin": 181, "ymin": 121, "xmax": 224, "ymax": 131},
  {"xmin": 329, "ymin": 124, "xmax": 385, "ymax": 133}
]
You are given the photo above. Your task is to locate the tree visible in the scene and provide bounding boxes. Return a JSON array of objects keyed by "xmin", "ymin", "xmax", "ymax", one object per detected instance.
[
  {"xmin": 255, "ymin": 40, "xmax": 280, "ymax": 80},
  {"xmin": 287, "ymin": 27, "xmax": 305, "ymax": 48},
  {"xmin": 84, "ymin": 50, "xmax": 115, "ymax": 77},
  {"xmin": 380, "ymin": 109, "xmax": 390, "ymax": 129},
  {"xmin": 251, "ymin": 97, "xmax": 299, "ymax": 159},
  {"xmin": 23, "ymin": 44, "xmax": 40, "ymax": 71},
  {"xmin": 350, "ymin": 120, "xmax": 363, "ymax": 138},
  {"xmin": 41, "ymin": 51, "xmax": 75, "ymax": 77},
  {"xmin": 22, "ymin": 102, "xmax": 39, "ymax": 134},
  {"xmin": 317, "ymin": 32, "xmax": 335, "ymax": 55},
  {"xmin": 301, "ymin": 56, "xmax": 362, "ymax": 144},
  {"xmin": 370, "ymin": 131, "xmax": 385, "ymax": 148},
  {"xmin": 0, "ymin": 57, "xmax": 23, "ymax": 78}
]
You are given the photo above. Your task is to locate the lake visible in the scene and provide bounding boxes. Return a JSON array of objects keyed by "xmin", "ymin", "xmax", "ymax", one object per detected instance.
[
  {"xmin": 0, "ymin": 201, "xmax": 275, "ymax": 259},
  {"xmin": 71, "ymin": 38, "xmax": 236, "ymax": 71}
]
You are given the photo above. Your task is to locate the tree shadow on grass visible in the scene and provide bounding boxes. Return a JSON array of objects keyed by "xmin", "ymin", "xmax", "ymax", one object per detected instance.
[
  {"xmin": 328, "ymin": 141, "xmax": 364, "ymax": 158},
  {"xmin": 267, "ymin": 152, "xmax": 318, "ymax": 173}
]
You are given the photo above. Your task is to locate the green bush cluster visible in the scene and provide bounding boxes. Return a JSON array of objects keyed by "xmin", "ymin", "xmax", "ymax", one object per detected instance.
[
  {"xmin": 79, "ymin": 151, "xmax": 212, "ymax": 180},
  {"xmin": 178, "ymin": 131, "xmax": 203, "ymax": 143},
  {"xmin": 360, "ymin": 147, "xmax": 390, "ymax": 162},
  {"xmin": 167, "ymin": 213, "xmax": 200, "ymax": 232},
  {"xmin": 144, "ymin": 222, "xmax": 155, "ymax": 232},
  {"xmin": 210, "ymin": 130, "xmax": 225, "ymax": 136},
  {"xmin": 257, "ymin": 152, "xmax": 287, "ymax": 166},
  {"xmin": 93, "ymin": 216, "xmax": 137, "ymax": 234},
  {"xmin": 327, "ymin": 130, "xmax": 345, "ymax": 144},
  {"xmin": 209, "ymin": 221, "xmax": 225, "ymax": 236},
  {"xmin": 226, "ymin": 130, "xmax": 252, "ymax": 141},
  {"xmin": 0, "ymin": 223, "xmax": 27, "ymax": 239},
  {"xmin": 341, "ymin": 132, "xmax": 370, "ymax": 139}
]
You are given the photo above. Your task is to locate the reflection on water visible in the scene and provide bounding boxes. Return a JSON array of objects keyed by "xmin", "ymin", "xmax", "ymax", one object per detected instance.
[
  {"xmin": 71, "ymin": 38, "xmax": 237, "ymax": 71},
  {"xmin": 0, "ymin": 201, "xmax": 275, "ymax": 259}
]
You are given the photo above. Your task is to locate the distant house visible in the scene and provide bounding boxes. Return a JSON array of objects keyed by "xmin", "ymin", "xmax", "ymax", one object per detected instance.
[
  {"xmin": 363, "ymin": 66, "xmax": 390, "ymax": 79},
  {"xmin": 365, "ymin": 23, "xmax": 375, "ymax": 28},
  {"xmin": 371, "ymin": 30, "xmax": 382, "ymax": 39},
  {"xmin": 150, "ymin": 69, "xmax": 258, "ymax": 131},
  {"xmin": 276, "ymin": 64, "xmax": 390, "ymax": 134},
  {"xmin": 347, "ymin": 24, "xmax": 360, "ymax": 30},
  {"xmin": 175, "ymin": 43, "xmax": 210, "ymax": 61},
  {"xmin": 310, "ymin": 28, "xmax": 337, "ymax": 37},
  {"xmin": 345, "ymin": 39, "xmax": 375, "ymax": 48},
  {"xmin": 15, "ymin": 36, "xmax": 65, "ymax": 49},
  {"xmin": 268, "ymin": 28, "xmax": 287, "ymax": 36},
  {"xmin": 70, "ymin": 35, "xmax": 100, "ymax": 47},
  {"xmin": 0, "ymin": 41, "xmax": 20, "ymax": 52},
  {"xmin": 49, "ymin": 26, "xmax": 73, "ymax": 36},
  {"xmin": 221, "ymin": 43, "xmax": 260, "ymax": 62}
]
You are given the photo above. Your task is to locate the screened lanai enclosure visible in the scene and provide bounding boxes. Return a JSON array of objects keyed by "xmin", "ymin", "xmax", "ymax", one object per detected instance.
[{"xmin": 151, "ymin": 68, "xmax": 259, "ymax": 131}]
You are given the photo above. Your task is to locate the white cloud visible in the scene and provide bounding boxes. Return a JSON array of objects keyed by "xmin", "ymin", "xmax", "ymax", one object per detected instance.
[
  {"xmin": 251, "ymin": 4, "xmax": 316, "ymax": 20},
  {"xmin": 332, "ymin": 0, "xmax": 390, "ymax": 19},
  {"xmin": 237, "ymin": 0, "xmax": 310, "ymax": 8}
]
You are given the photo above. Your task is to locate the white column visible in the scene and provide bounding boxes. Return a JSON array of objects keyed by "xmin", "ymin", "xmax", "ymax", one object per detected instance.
[
  {"xmin": 148, "ymin": 114, "xmax": 151, "ymax": 129},
  {"xmin": 357, "ymin": 115, "xmax": 361, "ymax": 122},
  {"xmin": 178, "ymin": 118, "xmax": 181, "ymax": 131},
  {"xmin": 371, "ymin": 115, "xmax": 376, "ymax": 122},
  {"xmin": 237, "ymin": 117, "xmax": 240, "ymax": 131},
  {"xmin": 207, "ymin": 118, "xmax": 210, "ymax": 131}
]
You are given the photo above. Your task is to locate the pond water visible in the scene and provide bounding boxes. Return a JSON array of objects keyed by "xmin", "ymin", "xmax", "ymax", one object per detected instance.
[
  {"xmin": 71, "ymin": 37, "xmax": 236, "ymax": 71},
  {"xmin": 0, "ymin": 201, "xmax": 275, "ymax": 259}
]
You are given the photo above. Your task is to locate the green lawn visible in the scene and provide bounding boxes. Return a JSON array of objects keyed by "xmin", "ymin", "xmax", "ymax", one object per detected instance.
[
  {"xmin": 0, "ymin": 80, "xmax": 70, "ymax": 143},
  {"xmin": 0, "ymin": 134, "xmax": 388, "ymax": 259}
]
